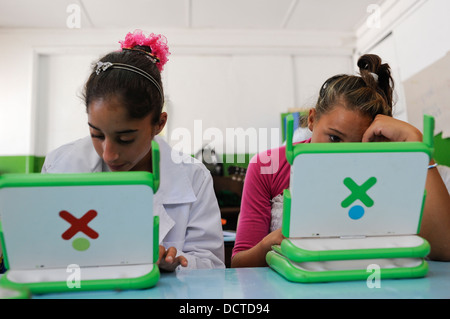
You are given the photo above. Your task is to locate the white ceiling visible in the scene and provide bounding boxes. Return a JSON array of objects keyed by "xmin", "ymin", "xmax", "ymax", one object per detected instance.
[{"xmin": 0, "ymin": 0, "xmax": 380, "ymax": 33}]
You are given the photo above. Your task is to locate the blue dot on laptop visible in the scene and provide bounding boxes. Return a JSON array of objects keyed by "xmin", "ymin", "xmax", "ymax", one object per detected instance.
[{"xmin": 348, "ymin": 205, "xmax": 365, "ymax": 220}]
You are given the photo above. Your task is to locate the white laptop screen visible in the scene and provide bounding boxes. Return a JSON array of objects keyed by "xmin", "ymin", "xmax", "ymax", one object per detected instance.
[
  {"xmin": 0, "ymin": 183, "xmax": 154, "ymax": 270},
  {"xmin": 288, "ymin": 151, "xmax": 429, "ymax": 238}
]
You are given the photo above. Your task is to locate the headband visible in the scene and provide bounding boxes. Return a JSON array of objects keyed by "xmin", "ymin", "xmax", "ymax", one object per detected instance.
[
  {"xmin": 122, "ymin": 47, "xmax": 160, "ymax": 64},
  {"xmin": 95, "ymin": 61, "xmax": 164, "ymax": 103}
]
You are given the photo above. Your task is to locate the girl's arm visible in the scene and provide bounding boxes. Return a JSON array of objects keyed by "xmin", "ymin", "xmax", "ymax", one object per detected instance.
[
  {"xmin": 231, "ymin": 154, "xmax": 285, "ymax": 268},
  {"xmin": 181, "ymin": 169, "xmax": 226, "ymax": 269},
  {"xmin": 231, "ymin": 229, "xmax": 284, "ymax": 268},
  {"xmin": 363, "ymin": 115, "xmax": 450, "ymax": 261},
  {"xmin": 419, "ymin": 162, "xmax": 450, "ymax": 261}
]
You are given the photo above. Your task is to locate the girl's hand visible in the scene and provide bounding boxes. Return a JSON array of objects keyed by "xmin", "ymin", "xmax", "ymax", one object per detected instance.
[
  {"xmin": 362, "ymin": 114, "xmax": 423, "ymax": 143},
  {"xmin": 231, "ymin": 228, "xmax": 285, "ymax": 268},
  {"xmin": 158, "ymin": 245, "xmax": 188, "ymax": 272},
  {"xmin": 260, "ymin": 228, "xmax": 285, "ymax": 253}
]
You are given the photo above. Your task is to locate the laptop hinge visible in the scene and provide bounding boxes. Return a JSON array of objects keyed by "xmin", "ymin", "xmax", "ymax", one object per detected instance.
[{"xmin": 339, "ymin": 235, "xmax": 367, "ymax": 239}]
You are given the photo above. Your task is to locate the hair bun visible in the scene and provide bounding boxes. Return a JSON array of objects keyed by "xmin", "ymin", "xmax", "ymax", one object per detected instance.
[
  {"xmin": 357, "ymin": 54, "xmax": 394, "ymax": 109},
  {"xmin": 357, "ymin": 54, "xmax": 393, "ymax": 83},
  {"xmin": 358, "ymin": 54, "xmax": 381, "ymax": 73},
  {"xmin": 119, "ymin": 29, "xmax": 171, "ymax": 72}
]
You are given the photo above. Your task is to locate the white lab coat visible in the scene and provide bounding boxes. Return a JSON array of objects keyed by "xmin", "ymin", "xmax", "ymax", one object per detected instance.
[{"xmin": 42, "ymin": 135, "xmax": 225, "ymax": 269}]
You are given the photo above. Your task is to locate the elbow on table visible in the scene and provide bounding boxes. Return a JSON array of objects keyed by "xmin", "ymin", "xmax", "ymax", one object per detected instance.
[{"xmin": 427, "ymin": 246, "xmax": 450, "ymax": 262}]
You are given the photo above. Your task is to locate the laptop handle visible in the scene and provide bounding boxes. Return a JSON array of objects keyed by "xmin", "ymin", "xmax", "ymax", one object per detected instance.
[{"xmin": 285, "ymin": 114, "xmax": 435, "ymax": 165}]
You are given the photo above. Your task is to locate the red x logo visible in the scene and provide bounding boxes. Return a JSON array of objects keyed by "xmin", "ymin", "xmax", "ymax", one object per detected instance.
[{"xmin": 59, "ymin": 210, "xmax": 99, "ymax": 240}]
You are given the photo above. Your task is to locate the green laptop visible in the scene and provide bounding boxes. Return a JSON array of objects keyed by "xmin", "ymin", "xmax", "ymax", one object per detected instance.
[
  {"xmin": 266, "ymin": 115, "xmax": 434, "ymax": 283},
  {"xmin": 0, "ymin": 141, "xmax": 161, "ymax": 295}
]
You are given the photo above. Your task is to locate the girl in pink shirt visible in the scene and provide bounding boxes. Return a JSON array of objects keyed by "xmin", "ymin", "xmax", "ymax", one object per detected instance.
[{"xmin": 231, "ymin": 54, "xmax": 450, "ymax": 267}]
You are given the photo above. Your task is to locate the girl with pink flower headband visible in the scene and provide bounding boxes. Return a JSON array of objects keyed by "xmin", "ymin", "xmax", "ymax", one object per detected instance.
[{"xmin": 42, "ymin": 30, "xmax": 225, "ymax": 272}]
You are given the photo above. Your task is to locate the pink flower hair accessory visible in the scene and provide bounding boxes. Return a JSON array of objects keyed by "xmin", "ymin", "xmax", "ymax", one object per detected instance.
[{"xmin": 119, "ymin": 29, "xmax": 170, "ymax": 72}]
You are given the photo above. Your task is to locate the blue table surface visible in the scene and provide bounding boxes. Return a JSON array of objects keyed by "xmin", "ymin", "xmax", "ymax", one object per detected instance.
[{"xmin": 32, "ymin": 261, "xmax": 450, "ymax": 299}]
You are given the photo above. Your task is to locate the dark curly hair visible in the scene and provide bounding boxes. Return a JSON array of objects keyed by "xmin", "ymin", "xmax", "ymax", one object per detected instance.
[{"xmin": 83, "ymin": 45, "xmax": 164, "ymax": 125}]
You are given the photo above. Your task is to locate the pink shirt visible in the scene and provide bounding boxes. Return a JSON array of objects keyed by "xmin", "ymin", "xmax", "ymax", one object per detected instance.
[{"xmin": 232, "ymin": 139, "xmax": 311, "ymax": 256}]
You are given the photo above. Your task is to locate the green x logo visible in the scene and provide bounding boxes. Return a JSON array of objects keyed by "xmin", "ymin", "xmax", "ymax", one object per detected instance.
[{"xmin": 341, "ymin": 177, "xmax": 377, "ymax": 208}]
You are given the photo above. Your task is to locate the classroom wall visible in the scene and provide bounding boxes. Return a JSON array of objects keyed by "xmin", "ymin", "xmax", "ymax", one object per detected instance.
[
  {"xmin": 0, "ymin": 30, "xmax": 117, "ymax": 167},
  {"xmin": 166, "ymin": 54, "xmax": 352, "ymax": 156},
  {"xmin": 2, "ymin": 0, "xmax": 447, "ymax": 172},
  {"xmin": 356, "ymin": 0, "xmax": 450, "ymax": 125},
  {"xmin": 0, "ymin": 28, "xmax": 354, "ymax": 170},
  {"xmin": 355, "ymin": 0, "xmax": 450, "ymax": 166}
]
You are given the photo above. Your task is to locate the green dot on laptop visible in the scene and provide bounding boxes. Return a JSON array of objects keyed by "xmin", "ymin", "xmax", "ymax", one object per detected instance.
[{"xmin": 72, "ymin": 238, "xmax": 90, "ymax": 251}]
